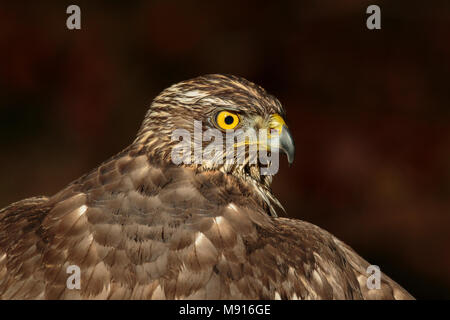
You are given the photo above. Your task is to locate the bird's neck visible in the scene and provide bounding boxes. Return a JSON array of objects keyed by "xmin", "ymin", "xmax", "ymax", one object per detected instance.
[{"xmin": 127, "ymin": 137, "xmax": 283, "ymax": 217}]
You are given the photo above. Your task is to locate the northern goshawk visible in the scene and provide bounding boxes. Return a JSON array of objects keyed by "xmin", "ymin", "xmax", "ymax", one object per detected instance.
[{"xmin": 0, "ymin": 74, "xmax": 413, "ymax": 299}]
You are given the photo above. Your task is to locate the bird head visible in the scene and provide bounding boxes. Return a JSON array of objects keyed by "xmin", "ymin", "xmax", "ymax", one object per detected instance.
[{"xmin": 135, "ymin": 74, "xmax": 295, "ymax": 188}]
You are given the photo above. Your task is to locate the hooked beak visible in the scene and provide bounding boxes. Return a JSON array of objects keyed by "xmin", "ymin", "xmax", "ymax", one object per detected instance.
[{"xmin": 270, "ymin": 114, "xmax": 295, "ymax": 165}]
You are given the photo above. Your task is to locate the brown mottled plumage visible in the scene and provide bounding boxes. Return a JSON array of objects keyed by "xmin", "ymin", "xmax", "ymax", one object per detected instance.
[{"xmin": 0, "ymin": 74, "xmax": 413, "ymax": 299}]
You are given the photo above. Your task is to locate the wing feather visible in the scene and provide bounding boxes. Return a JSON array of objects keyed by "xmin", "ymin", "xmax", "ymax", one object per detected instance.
[{"xmin": 0, "ymin": 149, "xmax": 414, "ymax": 299}]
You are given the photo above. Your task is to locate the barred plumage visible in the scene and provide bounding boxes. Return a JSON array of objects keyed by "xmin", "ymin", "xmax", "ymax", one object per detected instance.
[{"xmin": 0, "ymin": 74, "xmax": 413, "ymax": 299}]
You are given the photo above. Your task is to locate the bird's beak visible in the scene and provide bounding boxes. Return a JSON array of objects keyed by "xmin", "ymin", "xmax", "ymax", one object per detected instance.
[{"xmin": 270, "ymin": 114, "xmax": 295, "ymax": 165}]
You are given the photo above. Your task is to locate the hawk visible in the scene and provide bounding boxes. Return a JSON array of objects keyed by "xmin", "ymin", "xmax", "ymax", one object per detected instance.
[{"xmin": 0, "ymin": 74, "xmax": 413, "ymax": 299}]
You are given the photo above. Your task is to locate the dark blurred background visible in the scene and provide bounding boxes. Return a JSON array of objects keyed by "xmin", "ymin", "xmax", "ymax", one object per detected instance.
[{"xmin": 1, "ymin": 1, "xmax": 449, "ymax": 299}]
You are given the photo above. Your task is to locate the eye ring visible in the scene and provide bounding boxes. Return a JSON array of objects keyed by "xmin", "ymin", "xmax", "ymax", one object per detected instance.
[{"xmin": 215, "ymin": 111, "xmax": 240, "ymax": 130}]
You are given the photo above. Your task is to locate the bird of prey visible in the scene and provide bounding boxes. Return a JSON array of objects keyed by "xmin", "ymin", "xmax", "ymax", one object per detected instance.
[{"xmin": 0, "ymin": 74, "xmax": 413, "ymax": 300}]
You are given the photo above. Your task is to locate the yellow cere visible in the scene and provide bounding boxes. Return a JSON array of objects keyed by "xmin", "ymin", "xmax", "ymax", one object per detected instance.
[
  {"xmin": 216, "ymin": 111, "xmax": 240, "ymax": 130},
  {"xmin": 270, "ymin": 114, "xmax": 287, "ymax": 133}
]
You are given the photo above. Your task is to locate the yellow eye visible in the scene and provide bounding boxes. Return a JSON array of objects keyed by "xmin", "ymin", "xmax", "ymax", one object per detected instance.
[{"xmin": 216, "ymin": 111, "xmax": 240, "ymax": 130}]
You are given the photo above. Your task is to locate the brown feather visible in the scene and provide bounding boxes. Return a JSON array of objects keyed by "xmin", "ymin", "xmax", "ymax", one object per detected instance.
[{"xmin": 0, "ymin": 74, "xmax": 414, "ymax": 299}]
